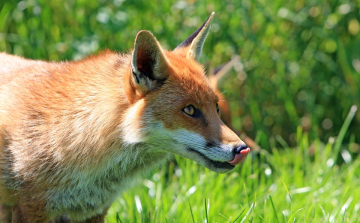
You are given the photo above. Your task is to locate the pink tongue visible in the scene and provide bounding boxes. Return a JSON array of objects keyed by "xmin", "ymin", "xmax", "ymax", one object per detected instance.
[{"xmin": 228, "ymin": 148, "xmax": 250, "ymax": 165}]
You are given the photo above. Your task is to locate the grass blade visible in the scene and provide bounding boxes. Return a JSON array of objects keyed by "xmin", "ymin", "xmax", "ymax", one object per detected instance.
[
  {"xmin": 269, "ymin": 195, "xmax": 280, "ymax": 223},
  {"xmin": 342, "ymin": 208, "xmax": 347, "ymax": 223},
  {"xmin": 153, "ymin": 207, "xmax": 157, "ymax": 223},
  {"xmin": 333, "ymin": 105, "xmax": 357, "ymax": 164},
  {"xmin": 287, "ymin": 208, "xmax": 305, "ymax": 223},
  {"xmin": 232, "ymin": 208, "xmax": 246, "ymax": 223},
  {"xmin": 204, "ymin": 199, "xmax": 209, "ymax": 223},
  {"xmin": 116, "ymin": 212, "xmax": 122, "ymax": 223},
  {"xmin": 189, "ymin": 201, "xmax": 195, "ymax": 223},
  {"xmin": 240, "ymin": 203, "xmax": 254, "ymax": 223}
]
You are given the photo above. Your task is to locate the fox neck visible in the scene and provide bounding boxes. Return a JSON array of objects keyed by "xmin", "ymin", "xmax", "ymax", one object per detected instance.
[{"xmin": 55, "ymin": 51, "xmax": 172, "ymax": 173}]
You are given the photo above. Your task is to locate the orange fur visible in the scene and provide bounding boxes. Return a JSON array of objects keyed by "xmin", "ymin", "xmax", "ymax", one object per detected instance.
[{"xmin": 0, "ymin": 13, "xmax": 249, "ymax": 222}]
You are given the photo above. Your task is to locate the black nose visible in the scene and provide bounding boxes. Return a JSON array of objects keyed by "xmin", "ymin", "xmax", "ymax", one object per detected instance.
[{"xmin": 234, "ymin": 144, "xmax": 248, "ymax": 154}]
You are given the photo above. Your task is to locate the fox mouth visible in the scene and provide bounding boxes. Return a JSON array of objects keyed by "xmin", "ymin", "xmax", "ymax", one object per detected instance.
[{"xmin": 187, "ymin": 147, "xmax": 250, "ymax": 172}]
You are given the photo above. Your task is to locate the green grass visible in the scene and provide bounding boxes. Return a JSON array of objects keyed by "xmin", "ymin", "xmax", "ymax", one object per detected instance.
[{"xmin": 104, "ymin": 107, "xmax": 359, "ymax": 222}]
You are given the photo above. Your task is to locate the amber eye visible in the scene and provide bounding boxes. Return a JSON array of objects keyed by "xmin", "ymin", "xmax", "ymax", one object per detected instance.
[
  {"xmin": 216, "ymin": 103, "xmax": 220, "ymax": 114},
  {"xmin": 183, "ymin": 105, "xmax": 195, "ymax": 116}
]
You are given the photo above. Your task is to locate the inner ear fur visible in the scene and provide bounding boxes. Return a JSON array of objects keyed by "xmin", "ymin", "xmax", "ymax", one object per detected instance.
[{"xmin": 131, "ymin": 30, "xmax": 170, "ymax": 94}]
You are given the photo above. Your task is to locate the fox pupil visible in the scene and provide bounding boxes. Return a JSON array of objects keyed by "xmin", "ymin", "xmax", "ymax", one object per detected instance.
[{"xmin": 183, "ymin": 105, "xmax": 195, "ymax": 116}]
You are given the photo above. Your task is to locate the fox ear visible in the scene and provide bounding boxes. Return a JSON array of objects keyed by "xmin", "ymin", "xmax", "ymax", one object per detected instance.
[
  {"xmin": 208, "ymin": 56, "xmax": 240, "ymax": 89},
  {"xmin": 131, "ymin": 31, "xmax": 169, "ymax": 94},
  {"xmin": 175, "ymin": 12, "xmax": 214, "ymax": 61}
]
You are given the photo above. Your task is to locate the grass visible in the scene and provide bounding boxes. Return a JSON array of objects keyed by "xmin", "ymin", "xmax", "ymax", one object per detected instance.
[{"xmin": 104, "ymin": 107, "xmax": 359, "ymax": 222}]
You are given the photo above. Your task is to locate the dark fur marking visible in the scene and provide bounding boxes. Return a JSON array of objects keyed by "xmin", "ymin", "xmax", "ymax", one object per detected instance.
[
  {"xmin": 192, "ymin": 109, "xmax": 208, "ymax": 127},
  {"xmin": 176, "ymin": 13, "xmax": 213, "ymax": 49},
  {"xmin": 205, "ymin": 141, "xmax": 217, "ymax": 148}
]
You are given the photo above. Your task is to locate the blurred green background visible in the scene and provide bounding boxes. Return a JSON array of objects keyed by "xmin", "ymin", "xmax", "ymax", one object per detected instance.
[{"xmin": 1, "ymin": 0, "xmax": 359, "ymax": 149}]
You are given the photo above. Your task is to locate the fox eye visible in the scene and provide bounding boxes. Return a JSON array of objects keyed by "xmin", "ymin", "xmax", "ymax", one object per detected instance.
[
  {"xmin": 216, "ymin": 103, "xmax": 220, "ymax": 114},
  {"xmin": 183, "ymin": 105, "xmax": 195, "ymax": 116}
]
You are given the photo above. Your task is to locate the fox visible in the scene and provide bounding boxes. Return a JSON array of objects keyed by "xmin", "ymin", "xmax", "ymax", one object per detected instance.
[{"xmin": 0, "ymin": 12, "xmax": 250, "ymax": 223}]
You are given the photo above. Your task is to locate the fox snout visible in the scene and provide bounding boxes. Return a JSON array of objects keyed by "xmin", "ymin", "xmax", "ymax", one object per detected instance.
[
  {"xmin": 177, "ymin": 132, "xmax": 250, "ymax": 173},
  {"xmin": 194, "ymin": 141, "xmax": 250, "ymax": 173},
  {"xmin": 228, "ymin": 144, "xmax": 250, "ymax": 166}
]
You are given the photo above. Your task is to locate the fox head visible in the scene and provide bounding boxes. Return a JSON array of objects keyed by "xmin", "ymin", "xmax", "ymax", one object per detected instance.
[{"xmin": 122, "ymin": 12, "xmax": 250, "ymax": 173}]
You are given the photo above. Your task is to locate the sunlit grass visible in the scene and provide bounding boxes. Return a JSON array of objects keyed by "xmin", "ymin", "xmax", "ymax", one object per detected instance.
[{"xmin": 105, "ymin": 107, "xmax": 359, "ymax": 222}]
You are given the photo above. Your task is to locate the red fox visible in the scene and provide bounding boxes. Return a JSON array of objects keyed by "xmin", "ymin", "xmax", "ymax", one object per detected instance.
[{"xmin": 0, "ymin": 13, "xmax": 249, "ymax": 223}]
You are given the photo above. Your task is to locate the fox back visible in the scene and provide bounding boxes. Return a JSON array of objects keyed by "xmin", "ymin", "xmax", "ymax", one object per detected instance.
[{"xmin": 0, "ymin": 13, "xmax": 249, "ymax": 223}]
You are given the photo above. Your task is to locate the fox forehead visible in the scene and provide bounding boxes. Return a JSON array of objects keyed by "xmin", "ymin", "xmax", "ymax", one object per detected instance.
[{"xmin": 163, "ymin": 51, "xmax": 218, "ymax": 104}]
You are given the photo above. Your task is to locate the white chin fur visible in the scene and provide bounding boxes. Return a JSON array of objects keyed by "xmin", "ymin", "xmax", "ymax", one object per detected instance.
[{"xmin": 129, "ymin": 121, "xmax": 234, "ymax": 172}]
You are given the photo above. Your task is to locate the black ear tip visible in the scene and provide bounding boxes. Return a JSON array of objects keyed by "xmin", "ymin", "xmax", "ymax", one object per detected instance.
[
  {"xmin": 137, "ymin": 30, "xmax": 153, "ymax": 36},
  {"xmin": 135, "ymin": 30, "xmax": 156, "ymax": 42},
  {"xmin": 174, "ymin": 12, "xmax": 215, "ymax": 54},
  {"xmin": 213, "ymin": 64, "xmax": 225, "ymax": 75}
]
